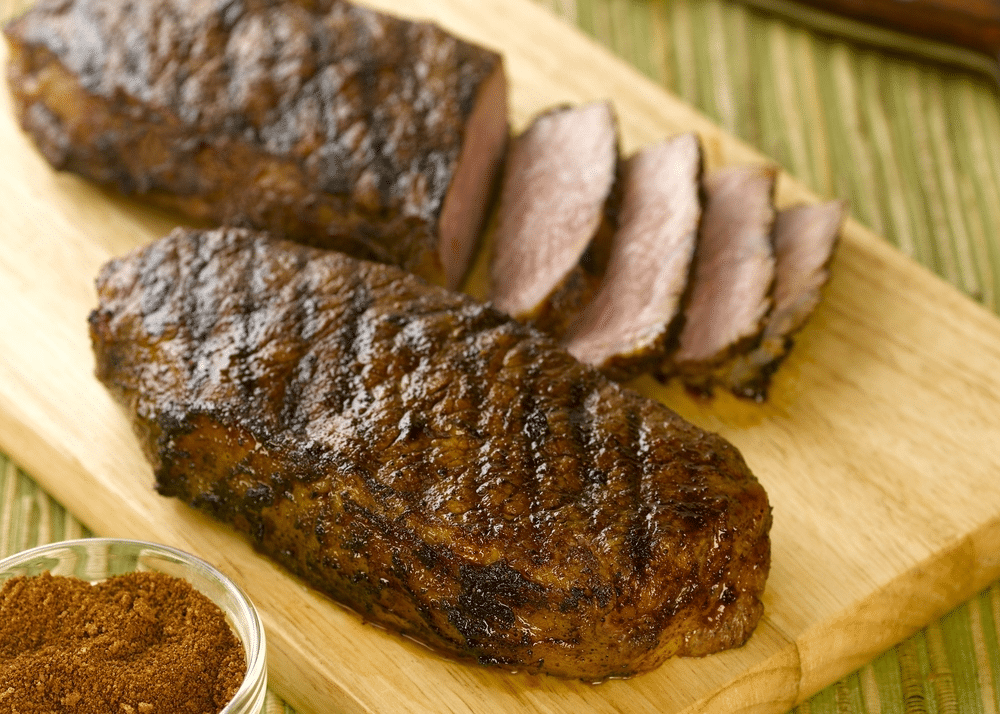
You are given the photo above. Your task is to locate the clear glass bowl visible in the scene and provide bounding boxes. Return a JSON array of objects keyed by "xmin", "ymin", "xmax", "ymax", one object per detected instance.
[{"xmin": 0, "ymin": 538, "xmax": 267, "ymax": 714}]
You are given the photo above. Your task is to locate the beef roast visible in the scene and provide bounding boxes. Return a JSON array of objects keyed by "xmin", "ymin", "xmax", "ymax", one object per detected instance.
[
  {"xmin": 565, "ymin": 133, "xmax": 702, "ymax": 379},
  {"xmin": 726, "ymin": 200, "xmax": 845, "ymax": 401},
  {"xmin": 665, "ymin": 165, "xmax": 778, "ymax": 383},
  {"xmin": 89, "ymin": 226, "xmax": 771, "ymax": 681},
  {"xmin": 4, "ymin": 0, "xmax": 508, "ymax": 289},
  {"xmin": 490, "ymin": 101, "xmax": 620, "ymax": 336}
]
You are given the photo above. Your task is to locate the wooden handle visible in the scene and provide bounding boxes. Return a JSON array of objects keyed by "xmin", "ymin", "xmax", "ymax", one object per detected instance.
[{"xmin": 794, "ymin": 0, "xmax": 1000, "ymax": 56}]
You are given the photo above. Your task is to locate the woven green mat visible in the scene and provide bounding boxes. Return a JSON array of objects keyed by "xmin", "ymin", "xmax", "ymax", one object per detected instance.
[{"xmin": 3, "ymin": 0, "xmax": 1000, "ymax": 712}]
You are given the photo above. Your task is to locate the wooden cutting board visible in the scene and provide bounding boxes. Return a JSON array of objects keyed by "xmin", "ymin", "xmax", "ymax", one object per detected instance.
[{"xmin": 2, "ymin": 1, "xmax": 1000, "ymax": 712}]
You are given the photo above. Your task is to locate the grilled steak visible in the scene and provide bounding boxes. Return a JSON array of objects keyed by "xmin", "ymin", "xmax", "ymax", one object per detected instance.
[
  {"xmin": 726, "ymin": 200, "xmax": 845, "ymax": 401},
  {"xmin": 566, "ymin": 133, "xmax": 702, "ymax": 380},
  {"xmin": 89, "ymin": 226, "xmax": 771, "ymax": 681},
  {"xmin": 490, "ymin": 102, "xmax": 620, "ymax": 336},
  {"xmin": 4, "ymin": 0, "xmax": 508, "ymax": 289},
  {"xmin": 665, "ymin": 165, "xmax": 777, "ymax": 385}
]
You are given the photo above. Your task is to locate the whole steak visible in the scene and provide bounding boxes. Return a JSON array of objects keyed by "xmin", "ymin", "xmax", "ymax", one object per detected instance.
[
  {"xmin": 89, "ymin": 227, "xmax": 772, "ymax": 680},
  {"xmin": 4, "ymin": 0, "xmax": 508, "ymax": 289}
]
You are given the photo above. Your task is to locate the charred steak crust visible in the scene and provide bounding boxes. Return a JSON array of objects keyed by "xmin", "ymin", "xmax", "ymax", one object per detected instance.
[
  {"xmin": 89, "ymin": 227, "xmax": 771, "ymax": 680},
  {"xmin": 4, "ymin": 0, "xmax": 508, "ymax": 288}
]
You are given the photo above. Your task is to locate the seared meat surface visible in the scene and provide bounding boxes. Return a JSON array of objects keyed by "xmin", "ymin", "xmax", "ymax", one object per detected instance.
[
  {"xmin": 566, "ymin": 133, "xmax": 702, "ymax": 379},
  {"xmin": 89, "ymin": 227, "xmax": 771, "ymax": 680},
  {"xmin": 4, "ymin": 0, "xmax": 508, "ymax": 288},
  {"xmin": 490, "ymin": 102, "xmax": 620, "ymax": 336}
]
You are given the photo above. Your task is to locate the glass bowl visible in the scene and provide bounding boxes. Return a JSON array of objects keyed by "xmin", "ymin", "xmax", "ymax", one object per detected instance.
[{"xmin": 0, "ymin": 538, "xmax": 267, "ymax": 714}]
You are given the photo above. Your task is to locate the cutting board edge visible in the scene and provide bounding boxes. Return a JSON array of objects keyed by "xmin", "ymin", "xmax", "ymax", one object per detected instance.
[
  {"xmin": 676, "ymin": 641, "xmax": 802, "ymax": 714},
  {"xmin": 790, "ymin": 512, "xmax": 1000, "ymax": 702}
]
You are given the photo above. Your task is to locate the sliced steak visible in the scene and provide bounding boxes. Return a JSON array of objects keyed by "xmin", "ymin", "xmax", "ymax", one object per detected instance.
[
  {"xmin": 89, "ymin": 226, "xmax": 771, "ymax": 681},
  {"xmin": 565, "ymin": 133, "xmax": 702, "ymax": 379},
  {"xmin": 4, "ymin": 0, "xmax": 508, "ymax": 288},
  {"xmin": 490, "ymin": 101, "xmax": 620, "ymax": 336},
  {"xmin": 726, "ymin": 200, "xmax": 845, "ymax": 401},
  {"xmin": 665, "ymin": 165, "xmax": 778, "ymax": 384}
]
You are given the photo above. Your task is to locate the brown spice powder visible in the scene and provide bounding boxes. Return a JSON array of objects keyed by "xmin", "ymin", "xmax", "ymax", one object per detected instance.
[{"xmin": 0, "ymin": 570, "xmax": 247, "ymax": 714}]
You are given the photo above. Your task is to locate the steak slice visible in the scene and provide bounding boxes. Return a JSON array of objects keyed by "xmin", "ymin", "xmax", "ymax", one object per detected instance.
[
  {"xmin": 665, "ymin": 165, "xmax": 778, "ymax": 385},
  {"xmin": 566, "ymin": 133, "xmax": 702, "ymax": 380},
  {"xmin": 4, "ymin": 0, "xmax": 508, "ymax": 289},
  {"xmin": 89, "ymin": 226, "xmax": 771, "ymax": 681},
  {"xmin": 726, "ymin": 200, "xmax": 845, "ymax": 401},
  {"xmin": 490, "ymin": 101, "xmax": 620, "ymax": 337}
]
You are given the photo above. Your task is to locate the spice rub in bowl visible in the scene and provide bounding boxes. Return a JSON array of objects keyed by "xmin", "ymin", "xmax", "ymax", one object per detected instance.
[{"xmin": 0, "ymin": 539, "xmax": 267, "ymax": 714}]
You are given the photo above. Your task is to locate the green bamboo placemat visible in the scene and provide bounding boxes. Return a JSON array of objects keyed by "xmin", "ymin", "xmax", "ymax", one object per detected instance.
[{"xmin": 3, "ymin": 0, "xmax": 1000, "ymax": 712}]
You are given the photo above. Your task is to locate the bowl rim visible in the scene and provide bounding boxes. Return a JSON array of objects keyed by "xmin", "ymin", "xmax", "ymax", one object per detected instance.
[{"xmin": 0, "ymin": 537, "xmax": 267, "ymax": 713}]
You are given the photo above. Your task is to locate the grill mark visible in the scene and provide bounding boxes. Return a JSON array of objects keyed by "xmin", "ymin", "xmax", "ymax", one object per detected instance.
[
  {"xmin": 312, "ymin": 66, "xmax": 353, "ymax": 195},
  {"xmin": 453, "ymin": 344, "xmax": 486, "ymax": 440},
  {"xmin": 344, "ymin": 292, "xmax": 383, "ymax": 438},
  {"xmin": 565, "ymin": 377, "xmax": 604, "ymax": 516},
  {"xmin": 279, "ymin": 324, "xmax": 318, "ymax": 436},
  {"xmin": 453, "ymin": 306, "xmax": 518, "ymax": 442},
  {"xmin": 420, "ymin": 319, "xmax": 514, "ymax": 497},
  {"xmin": 625, "ymin": 405, "xmax": 654, "ymax": 578},
  {"xmin": 177, "ymin": 231, "xmax": 223, "ymax": 396},
  {"xmin": 183, "ymin": 230, "xmax": 221, "ymax": 343},
  {"xmin": 278, "ymin": 248, "xmax": 324, "ymax": 435},
  {"xmin": 518, "ymin": 361, "xmax": 547, "ymax": 536},
  {"xmin": 137, "ymin": 236, "xmax": 178, "ymax": 338},
  {"xmin": 566, "ymin": 378, "xmax": 594, "ymax": 465},
  {"xmin": 327, "ymin": 270, "xmax": 372, "ymax": 415},
  {"xmin": 231, "ymin": 238, "xmax": 264, "ymax": 400},
  {"xmin": 355, "ymin": 12, "xmax": 395, "ymax": 212}
]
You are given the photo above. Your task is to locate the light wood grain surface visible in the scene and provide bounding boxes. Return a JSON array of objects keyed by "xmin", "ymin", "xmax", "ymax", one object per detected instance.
[{"xmin": 2, "ymin": 1, "xmax": 1000, "ymax": 713}]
